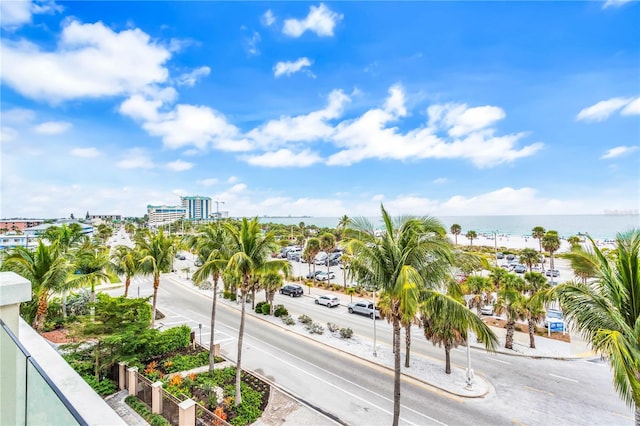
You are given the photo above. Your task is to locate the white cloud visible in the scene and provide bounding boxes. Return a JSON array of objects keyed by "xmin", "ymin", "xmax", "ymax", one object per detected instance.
[
  {"xmin": 165, "ymin": 159, "xmax": 193, "ymax": 171},
  {"xmin": 247, "ymin": 31, "xmax": 261, "ymax": 56},
  {"xmin": 600, "ymin": 146, "xmax": 639, "ymax": 159},
  {"xmin": 621, "ymin": 97, "xmax": 640, "ymax": 116},
  {"xmin": 282, "ymin": 3, "xmax": 343, "ymax": 38},
  {"xmin": 372, "ymin": 194, "xmax": 384, "ymax": 201},
  {"xmin": 119, "ymin": 94, "xmax": 164, "ymax": 122},
  {"xmin": 229, "ymin": 183, "xmax": 247, "ymax": 193},
  {"xmin": 32, "ymin": 120, "xmax": 72, "ymax": 134},
  {"xmin": 1, "ymin": 127, "xmax": 19, "ymax": 143},
  {"xmin": 576, "ymin": 97, "xmax": 632, "ymax": 122},
  {"xmin": 116, "ymin": 149, "xmax": 155, "ymax": 169},
  {"xmin": 433, "ymin": 177, "xmax": 447, "ymax": 184},
  {"xmin": 227, "ymin": 176, "xmax": 238, "ymax": 183},
  {"xmin": 197, "ymin": 178, "xmax": 219, "ymax": 186},
  {"xmin": 262, "ymin": 9, "xmax": 276, "ymax": 26},
  {"xmin": 2, "ymin": 108, "xmax": 36, "ymax": 124},
  {"xmin": 1, "ymin": 20, "xmax": 171, "ymax": 102},
  {"xmin": 1, "ymin": 0, "xmax": 62, "ymax": 30},
  {"xmin": 428, "ymin": 103, "xmax": 506, "ymax": 137},
  {"xmin": 243, "ymin": 149, "xmax": 322, "ymax": 167},
  {"xmin": 603, "ymin": 0, "xmax": 635, "ymax": 8},
  {"xmin": 70, "ymin": 147, "xmax": 101, "ymax": 158},
  {"xmin": 176, "ymin": 66, "xmax": 211, "ymax": 87},
  {"xmin": 273, "ymin": 57, "xmax": 313, "ymax": 77}
]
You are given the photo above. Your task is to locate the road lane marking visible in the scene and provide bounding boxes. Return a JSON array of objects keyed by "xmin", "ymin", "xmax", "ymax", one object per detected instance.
[
  {"xmin": 484, "ymin": 357, "xmax": 511, "ymax": 365},
  {"xmin": 523, "ymin": 385, "xmax": 554, "ymax": 396},
  {"xmin": 548, "ymin": 373, "xmax": 579, "ymax": 383}
]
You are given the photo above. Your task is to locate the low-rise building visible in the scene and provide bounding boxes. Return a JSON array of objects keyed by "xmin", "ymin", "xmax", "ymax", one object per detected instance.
[{"xmin": 147, "ymin": 205, "xmax": 186, "ymax": 228}]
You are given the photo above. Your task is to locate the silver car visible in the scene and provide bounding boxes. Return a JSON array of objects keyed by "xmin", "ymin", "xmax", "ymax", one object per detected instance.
[
  {"xmin": 315, "ymin": 295, "xmax": 340, "ymax": 308},
  {"xmin": 347, "ymin": 300, "xmax": 380, "ymax": 319}
]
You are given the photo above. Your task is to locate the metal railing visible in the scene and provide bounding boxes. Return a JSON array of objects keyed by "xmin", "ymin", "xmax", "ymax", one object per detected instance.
[{"xmin": 0, "ymin": 319, "xmax": 87, "ymax": 426}]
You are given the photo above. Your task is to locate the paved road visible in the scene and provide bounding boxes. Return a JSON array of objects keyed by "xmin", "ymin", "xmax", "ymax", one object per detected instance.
[{"xmin": 108, "ymin": 272, "xmax": 633, "ymax": 426}]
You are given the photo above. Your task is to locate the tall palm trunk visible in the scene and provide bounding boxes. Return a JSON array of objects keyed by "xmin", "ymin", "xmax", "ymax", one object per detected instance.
[
  {"xmin": 527, "ymin": 317, "xmax": 536, "ymax": 349},
  {"xmin": 404, "ymin": 323, "xmax": 411, "ymax": 368},
  {"xmin": 505, "ymin": 319, "xmax": 515, "ymax": 349},
  {"xmin": 392, "ymin": 315, "xmax": 402, "ymax": 426},
  {"xmin": 34, "ymin": 293, "xmax": 49, "ymax": 332},
  {"xmin": 235, "ymin": 286, "xmax": 248, "ymax": 406},
  {"xmin": 209, "ymin": 278, "xmax": 219, "ymax": 373},
  {"xmin": 445, "ymin": 343, "xmax": 452, "ymax": 374},
  {"xmin": 151, "ymin": 274, "xmax": 160, "ymax": 328},
  {"xmin": 62, "ymin": 291, "xmax": 68, "ymax": 319},
  {"xmin": 124, "ymin": 276, "xmax": 131, "ymax": 297},
  {"xmin": 635, "ymin": 405, "xmax": 639, "ymax": 426}
]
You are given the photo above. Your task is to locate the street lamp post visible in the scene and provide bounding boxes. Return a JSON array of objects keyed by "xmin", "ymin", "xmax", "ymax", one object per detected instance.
[
  {"xmin": 494, "ymin": 230, "xmax": 499, "ymax": 266},
  {"xmin": 466, "ymin": 330, "xmax": 474, "ymax": 389},
  {"xmin": 372, "ymin": 286, "xmax": 377, "ymax": 357}
]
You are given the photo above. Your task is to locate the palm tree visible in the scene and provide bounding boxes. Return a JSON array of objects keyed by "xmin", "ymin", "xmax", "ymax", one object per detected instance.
[
  {"xmin": 135, "ymin": 229, "xmax": 174, "ymax": 328},
  {"xmin": 421, "ymin": 289, "xmax": 497, "ymax": 374},
  {"xmin": 338, "ymin": 215, "xmax": 351, "ymax": 231},
  {"xmin": 305, "ymin": 237, "xmax": 321, "ymax": 289},
  {"xmin": 565, "ymin": 245, "xmax": 599, "ymax": 284},
  {"xmin": 348, "ymin": 205, "xmax": 470, "ymax": 426},
  {"xmin": 73, "ymin": 239, "xmax": 112, "ymax": 304},
  {"xmin": 494, "ymin": 273, "xmax": 527, "ymax": 349},
  {"xmin": 320, "ymin": 233, "xmax": 336, "ymax": 284},
  {"xmin": 225, "ymin": 218, "xmax": 289, "ymax": 406},
  {"xmin": 523, "ymin": 272, "xmax": 550, "ymax": 349},
  {"xmin": 191, "ymin": 223, "xmax": 230, "ymax": 372},
  {"xmin": 1, "ymin": 241, "xmax": 73, "ymax": 332},
  {"xmin": 551, "ymin": 230, "xmax": 640, "ymax": 424},
  {"xmin": 450, "ymin": 224, "xmax": 462, "ymax": 245},
  {"xmin": 110, "ymin": 246, "xmax": 139, "ymax": 297},
  {"xmin": 488, "ymin": 266, "xmax": 509, "ymax": 290},
  {"xmin": 465, "ymin": 230, "xmax": 478, "ymax": 247},
  {"xmin": 465, "ymin": 275, "xmax": 494, "ymax": 316},
  {"xmin": 532, "ymin": 226, "xmax": 546, "ymax": 253},
  {"xmin": 542, "ymin": 230, "xmax": 561, "ymax": 273},
  {"xmin": 260, "ymin": 271, "xmax": 284, "ymax": 315},
  {"xmin": 519, "ymin": 248, "xmax": 540, "ymax": 272},
  {"xmin": 567, "ymin": 235, "xmax": 581, "ymax": 248},
  {"xmin": 41, "ymin": 223, "xmax": 85, "ymax": 253}
]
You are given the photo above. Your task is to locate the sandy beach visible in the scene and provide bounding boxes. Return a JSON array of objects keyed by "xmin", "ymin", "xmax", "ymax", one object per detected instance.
[{"xmin": 447, "ymin": 233, "xmax": 615, "ymax": 253}]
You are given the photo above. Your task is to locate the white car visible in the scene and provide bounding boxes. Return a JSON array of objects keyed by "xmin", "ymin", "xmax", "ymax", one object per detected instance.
[
  {"xmin": 316, "ymin": 271, "xmax": 336, "ymax": 281},
  {"xmin": 315, "ymin": 295, "xmax": 340, "ymax": 308},
  {"xmin": 480, "ymin": 305, "xmax": 494, "ymax": 315}
]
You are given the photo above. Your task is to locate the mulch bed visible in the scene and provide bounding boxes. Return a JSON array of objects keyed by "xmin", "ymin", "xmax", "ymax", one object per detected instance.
[
  {"xmin": 41, "ymin": 327, "xmax": 74, "ymax": 344},
  {"xmin": 483, "ymin": 317, "xmax": 571, "ymax": 343}
]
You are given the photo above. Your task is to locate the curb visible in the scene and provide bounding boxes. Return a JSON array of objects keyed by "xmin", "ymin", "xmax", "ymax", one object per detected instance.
[{"xmin": 165, "ymin": 274, "xmax": 490, "ymax": 399}]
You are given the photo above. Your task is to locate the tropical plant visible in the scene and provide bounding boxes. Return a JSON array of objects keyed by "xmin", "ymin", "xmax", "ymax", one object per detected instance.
[
  {"xmin": 225, "ymin": 217, "xmax": 289, "ymax": 406},
  {"xmin": 450, "ymin": 224, "xmax": 461, "ymax": 245},
  {"xmin": 41, "ymin": 223, "xmax": 85, "ymax": 253},
  {"xmin": 542, "ymin": 230, "xmax": 561, "ymax": 273},
  {"xmin": 73, "ymin": 240, "xmax": 111, "ymax": 304},
  {"xmin": 260, "ymin": 271, "xmax": 284, "ymax": 315},
  {"xmin": 488, "ymin": 266, "xmax": 509, "ymax": 290},
  {"xmin": 320, "ymin": 233, "xmax": 336, "ymax": 283},
  {"xmin": 1, "ymin": 241, "xmax": 74, "ymax": 332},
  {"xmin": 305, "ymin": 237, "xmax": 321, "ymax": 287},
  {"xmin": 191, "ymin": 222, "xmax": 230, "ymax": 372},
  {"xmin": 550, "ymin": 230, "xmax": 640, "ymax": 424},
  {"xmin": 348, "ymin": 205, "xmax": 476, "ymax": 426},
  {"xmin": 465, "ymin": 275, "xmax": 494, "ymax": 316},
  {"xmin": 494, "ymin": 274, "xmax": 527, "ymax": 349},
  {"xmin": 532, "ymin": 226, "xmax": 546, "ymax": 253},
  {"xmin": 522, "ymin": 272, "xmax": 550, "ymax": 348},
  {"xmin": 567, "ymin": 235, "xmax": 581, "ymax": 248},
  {"xmin": 110, "ymin": 246, "xmax": 140, "ymax": 297},
  {"xmin": 565, "ymin": 245, "xmax": 599, "ymax": 284},
  {"xmin": 519, "ymin": 248, "xmax": 540, "ymax": 272},
  {"xmin": 135, "ymin": 229, "xmax": 174, "ymax": 328},
  {"xmin": 465, "ymin": 230, "xmax": 477, "ymax": 247}
]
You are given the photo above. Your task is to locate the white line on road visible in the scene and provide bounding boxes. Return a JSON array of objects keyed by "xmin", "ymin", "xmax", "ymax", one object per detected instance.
[
  {"xmin": 484, "ymin": 357, "xmax": 511, "ymax": 365},
  {"xmin": 549, "ymin": 373, "xmax": 579, "ymax": 383}
]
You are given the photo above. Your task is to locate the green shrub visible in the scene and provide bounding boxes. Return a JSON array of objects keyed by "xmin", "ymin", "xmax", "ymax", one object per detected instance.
[
  {"xmin": 306, "ymin": 322, "xmax": 324, "ymax": 334},
  {"xmin": 141, "ymin": 325, "xmax": 191, "ymax": 359},
  {"xmin": 281, "ymin": 315, "xmax": 295, "ymax": 326},
  {"xmin": 327, "ymin": 322, "xmax": 340, "ymax": 332},
  {"xmin": 340, "ymin": 328, "xmax": 353, "ymax": 339},
  {"xmin": 273, "ymin": 304, "xmax": 288, "ymax": 317},
  {"xmin": 125, "ymin": 396, "xmax": 170, "ymax": 426},
  {"xmin": 223, "ymin": 291, "xmax": 237, "ymax": 301},
  {"xmin": 298, "ymin": 314, "xmax": 312, "ymax": 325},
  {"xmin": 81, "ymin": 375, "xmax": 117, "ymax": 396},
  {"xmin": 162, "ymin": 351, "xmax": 210, "ymax": 373},
  {"xmin": 260, "ymin": 303, "xmax": 271, "ymax": 315},
  {"xmin": 255, "ymin": 301, "xmax": 266, "ymax": 313}
]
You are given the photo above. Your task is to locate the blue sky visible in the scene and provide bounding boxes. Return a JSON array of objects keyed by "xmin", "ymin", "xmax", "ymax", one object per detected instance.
[{"xmin": 1, "ymin": 0, "xmax": 639, "ymax": 219}]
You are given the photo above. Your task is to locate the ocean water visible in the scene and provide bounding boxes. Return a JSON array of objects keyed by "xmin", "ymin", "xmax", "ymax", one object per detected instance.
[{"xmin": 258, "ymin": 215, "xmax": 640, "ymax": 240}]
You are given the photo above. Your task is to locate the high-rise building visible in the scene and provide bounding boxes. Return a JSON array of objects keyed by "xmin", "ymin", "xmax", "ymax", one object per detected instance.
[
  {"xmin": 180, "ymin": 196, "xmax": 212, "ymax": 221},
  {"xmin": 147, "ymin": 205, "xmax": 187, "ymax": 228}
]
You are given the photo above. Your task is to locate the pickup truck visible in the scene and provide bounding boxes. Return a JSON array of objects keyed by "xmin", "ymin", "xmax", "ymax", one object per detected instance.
[{"xmin": 347, "ymin": 300, "xmax": 381, "ymax": 319}]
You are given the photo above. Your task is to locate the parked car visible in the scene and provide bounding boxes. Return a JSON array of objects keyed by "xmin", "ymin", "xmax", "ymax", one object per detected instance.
[
  {"xmin": 506, "ymin": 253, "xmax": 516, "ymax": 261},
  {"xmin": 347, "ymin": 300, "xmax": 380, "ymax": 319},
  {"xmin": 314, "ymin": 252, "xmax": 328, "ymax": 265},
  {"xmin": 496, "ymin": 252, "xmax": 504, "ymax": 259},
  {"xmin": 194, "ymin": 259, "xmax": 203, "ymax": 267},
  {"xmin": 315, "ymin": 295, "xmax": 340, "ymax": 307},
  {"xmin": 316, "ymin": 271, "xmax": 336, "ymax": 281},
  {"xmin": 544, "ymin": 309, "xmax": 564, "ymax": 328},
  {"xmin": 289, "ymin": 253, "xmax": 301, "ymax": 262},
  {"xmin": 545, "ymin": 269, "xmax": 560, "ymax": 277},
  {"xmin": 179, "ymin": 255, "xmax": 186, "ymax": 260},
  {"xmin": 480, "ymin": 305, "xmax": 494, "ymax": 315},
  {"xmin": 513, "ymin": 264, "xmax": 526, "ymax": 274},
  {"xmin": 306, "ymin": 271, "xmax": 323, "ymax": 279},
  {"xmin": 280, "ymin": 284, "xmax": 303, "ymax": 297}
]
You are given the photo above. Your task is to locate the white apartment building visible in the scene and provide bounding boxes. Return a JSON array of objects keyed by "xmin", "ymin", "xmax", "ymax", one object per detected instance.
[
  {"xmin": 147, "ymin": 205, "xmax": 186, "ymax": 228},
  {"xmin": 180, "ymin": 196, "xmax": 212, "ymax": 221}
]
